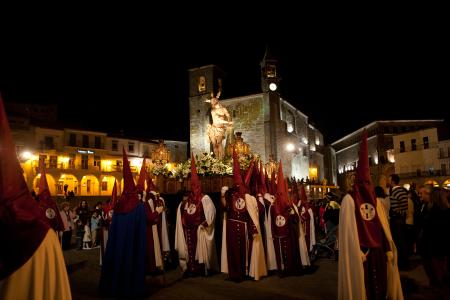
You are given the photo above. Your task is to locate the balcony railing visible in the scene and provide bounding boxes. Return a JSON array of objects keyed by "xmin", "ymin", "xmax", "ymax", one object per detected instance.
[
  {"xmin": 399, "ymin": 170, "xmax": 446, "ymax": 178},
  {"xmin": 33, "ymin": 164, "xmax": 128, "ymax": 174}
]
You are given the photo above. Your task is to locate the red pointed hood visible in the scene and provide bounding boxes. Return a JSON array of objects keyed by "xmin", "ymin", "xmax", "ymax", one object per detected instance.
[
  {"xmin": 136, "ymin": 157, "xmax": 147, "ymax": 194},
  {"xmin": 0, "ymin": 95, "xmax": 49, "ymax": 279},
  {"xmin": 232, "ymin": 148, "xmax": 247, "ymax": 196},
  {"xmin": 269, "ymin": 169, "xmax": 277, "ymax": 195},
  {"xmin": 111, "ymin": 180, "xmax": 118, "ymax": 208},
  {"xmin": 351, "ymin": 129, "xmax": 383, "ymax": 248},
  {"xmin": 244, "ymin": 159, "xmax": 255, "ymax": 192},
  {"xmin": 274, "ymin": 161, "xmax": 290, "ymax": 211},
  {"xmin": 249, "ymin": 161, "xmax": 260, "ymax": 196},
  {"xmin": 299, "ymin": 183, "xmax": 309, "ymax": 209},
  {"xmin": 291, "ymin": 180, "xmax": 300, "ymax": 206},
  {"xmin": 259, "ymin": 161, "xmax": 267, "ymax": 195},
  {"xmin": 356, "ymin": 130, "xmax": 372, "ymax": 185},
  {"xmin": 115, "ymin": 148, "xmax": 140, "ymax": 213},
  {"xmin": 145, "ymin": 174, "xmax": 157, "ymax": 201},
  {"xmin": 190, "ymin": 154, "xmax": 202, "ymax": 202},
  {"xmin": 38, "ymin": 161, "xmax": 64, "ymax": 231}
]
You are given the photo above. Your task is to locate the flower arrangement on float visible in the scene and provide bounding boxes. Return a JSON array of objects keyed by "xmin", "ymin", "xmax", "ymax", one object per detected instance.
[{"xmin": 152, "ymin": 152, "xmax": 257, "ymax": 179}]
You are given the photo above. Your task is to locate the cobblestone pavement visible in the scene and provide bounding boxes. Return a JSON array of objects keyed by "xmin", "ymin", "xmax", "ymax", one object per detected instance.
[{"xmin": 64, "ymin": 248, "xmax": 446, "ymax": 299}]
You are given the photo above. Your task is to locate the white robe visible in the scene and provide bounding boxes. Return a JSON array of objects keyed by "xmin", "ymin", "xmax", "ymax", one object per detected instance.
[
  {"xmin": 292, "ymin": 205, "xmax": 311, "ymax": 267},
  {"xmin": 338, "ymin": 194, "xmax": 403, "ymax": 300},
  {"xmin": 221, "ymin": 194, "xmax": 267, "ymax": 280},
  {"xmin": 174, "ymin": 195, "xmax": 218, "ymax": 274},
  {"xmin": 307, "ymin": 207, "xmax": 316, "ymax": 252}
]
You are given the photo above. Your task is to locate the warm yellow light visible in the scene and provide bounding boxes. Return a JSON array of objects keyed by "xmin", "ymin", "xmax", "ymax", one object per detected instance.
[
  {"xmin": 130, "ymin": 158, "xmax": 142, "ymax": 168},
  {"xmin": 286, "ymin": 143, "xmax": 295, "ymax": 152},
  {"xmin": 165, "ymin": 163, "xmax": 174, "ymax": 172},
  {"xmin": 103, "ymin": 160, "xmax": 112, "ymax": 166},
  {"xmin": 309, "ymin": 167, "xmax": 318, "ymax": 179},
  {"xmin": 21, "ymin": 151, "xmax": 32, "ymax": 159},
  {"xmin": 58, "ymin": 156, "xmax": 70, "ymax": 163}
]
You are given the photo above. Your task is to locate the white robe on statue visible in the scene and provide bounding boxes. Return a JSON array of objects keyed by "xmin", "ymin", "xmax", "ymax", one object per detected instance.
[
  {"xmin": 175, "ymin": 195, "xmax": 218, "ymax": 273},
  {"xmin": 338, "ymin": 194, "xmax": 403, "ymax": 300}
]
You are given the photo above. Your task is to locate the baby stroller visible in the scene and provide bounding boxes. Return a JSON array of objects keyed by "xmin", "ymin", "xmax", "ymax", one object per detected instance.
[{"xmin": 310, "ymin": 221, "xmax": 338, "ymax": 261}]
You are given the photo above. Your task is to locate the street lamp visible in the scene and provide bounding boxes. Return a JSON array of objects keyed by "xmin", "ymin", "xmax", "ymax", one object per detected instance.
[{"xmin": 21, "ymin": 151, "xmax": 32, "ymax": 160}]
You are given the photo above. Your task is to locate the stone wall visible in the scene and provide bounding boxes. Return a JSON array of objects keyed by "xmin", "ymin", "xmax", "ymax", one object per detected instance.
[{"xmin": 221, "ymin": 95, "xmax": 266, "ymax": 160}]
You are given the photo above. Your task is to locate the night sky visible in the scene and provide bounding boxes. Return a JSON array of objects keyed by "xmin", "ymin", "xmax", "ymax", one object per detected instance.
[{"xmin": 1, "ymin": 12, "xmax": 448, "ymax": 144}]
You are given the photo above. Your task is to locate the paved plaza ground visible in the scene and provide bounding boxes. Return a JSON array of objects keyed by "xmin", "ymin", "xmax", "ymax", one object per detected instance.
[{"xmin": 64, "ymin": 247, "xmax": 447, "ymax": 299}]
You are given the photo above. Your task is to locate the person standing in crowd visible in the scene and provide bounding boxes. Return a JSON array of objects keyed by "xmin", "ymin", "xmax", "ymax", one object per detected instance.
[
  {"xmin": 375, "ymin": 186, "xmax": 390, "ymax": 216},
  {"xmin": 175, "ymin": 154, "xmax": 218, "ymax": 277},
  {"xmin": 338, "ymin": 130, "xmax": 403, "ymax": 300},
  {"xmin": 266, "ymin": 162, "xmax": 302, "ymax": 276},
  {"xmin": 0, "ymin": 95, "xmax": 71, "ymax": 299},
  {"xmin": 388, "ymin": 174, "xmax": 409, "ymax": 269},
  {"xmin": 90, "ymin": 210, "xmax": 101, "ymax": 248},
  {"xmin": 99, "ymin": 148, "xmax": 147, "ymax": 298},
  {"xmin": 417, "ymin": 187, "xmax": 450, "ymax": 291},
  {"xmin": 221, "ymin": 151, "xmax": 267, "ymax": 282},
  {"xmin": 76, "ymin": 200, "xmax": 90, "ymax": 227},
  {"xmin": 59, "ymin": 202, "xmax": 75, "ymax": 250}
]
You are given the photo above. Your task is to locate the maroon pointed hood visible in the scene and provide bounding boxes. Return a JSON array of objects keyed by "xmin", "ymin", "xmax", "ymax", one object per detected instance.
[
  {"xmin": 269, "ymin": 169, "xmax": 277, "ymax": 195},
  {"xmin": 38, "ymin": 161, "xmax": 64, "ymax": 231},
  {"xmin": 136, "ymin": 157, "xmax": 147, "ymax": 194},
  {"xmin": 111, "ymin": 179, "xmax": 118, "ymax": 208},
  {"xmin": 232, "ymin": 148, "xmax": 247, "ymax": 196},
  {"xmin": 249, "ymin": 161, "xmax": 260, "ymax": 196},
  {"xmin": 190, "ymin": 154, "xmax": 202, "ymax": 202},
  {"xmin": 291, "ymin": 180, "xmax": 300, "ymax": 206},
  {"xmin": 259, "ymin": 161, "xmax": 267, "ymax": 195},
  {"xmin": 351, "ymin": 129, "xmax": 383, "ymax": 248},
  {"xmin": 145, "ymin": 174, "xmax": 157, "ymax": 201},
  {"xmin": 115, "ymin": 148, "xmax": 140, "ymax": 213},
  {"xmin": 0, "ymin": 95, "xmax": 49, "ymax": 280},
  {"xmin": 299, "ymin": 183, "xmax": 310, "ymax": 209},
  {"xmin": 274, "ymin": 161, "xmax": 290, "ymax": 213}
]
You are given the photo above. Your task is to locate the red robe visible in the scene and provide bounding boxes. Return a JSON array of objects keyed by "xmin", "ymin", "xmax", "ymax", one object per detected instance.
[
  {"xmin": 223, "ymin": 191, "xmax": 258, "ymax": 281},
  {"xmin": 181, "ymin": 198, "xmax": 207, "ymax": 274},
  {"xmin": 270, "ymin": 204, "xmax": 300, "ymax": 274},
  {"xmin": 144, "ymin": 200, "xmax": 162, "ymax": 274},
  {"xmin": 300, "ymin": 203, "xmax": 312, "ymax": 251}
]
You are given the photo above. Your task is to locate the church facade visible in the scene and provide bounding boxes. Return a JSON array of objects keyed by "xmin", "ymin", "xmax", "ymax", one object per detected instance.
[{"xmin": 189, "ymin": 50, "xmax": 328, "ymax": 182}]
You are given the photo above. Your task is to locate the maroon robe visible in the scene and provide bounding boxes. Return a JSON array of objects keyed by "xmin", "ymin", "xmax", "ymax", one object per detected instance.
[
  {"xmin": 181, "ymin": 196, "xmax": 207, "ymax": 274},
  {"xmin": 351, "ymin": 130, "xmax": 391, "ymax": 300},
  {"xmin": 270, "ymin": 204, "xmax": 300, "ymax": 274},
  {"xmin": 223, "ymin": 189, "xmax": 258, "ymax": 281},
  {"xmin": 300, "ymin": 203, "xmax": 312, "ymax": 251},
  {"xmin": 351, "ymin": 187, "xmax": 390, "ymax": 300}
]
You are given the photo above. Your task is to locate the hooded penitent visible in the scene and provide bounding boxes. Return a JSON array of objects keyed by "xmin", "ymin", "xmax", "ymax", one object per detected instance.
[
  {"xmin": 0, "ymin": 96, "xmax": 50, "ymax": 279},
  {"xmin": 136, "ymin": 157, "xmax": 147, "ymax": 196},
  {"xmin": 272, "ymin": 161, "xmax": 290, "ymax": 221},
  {"xmin": 351, "ymin": 130, "xmax": 384, "ymax": 249},
  {"xmin": 114, "ymin": 148, "xmax": 140, "ymax": 214},
  {"xmin": 190, "ymin": 153, "xmax": 202, "ymax": 202},
  {"xmin": 99, "ymin": 147, "xmax": 147, "ymax": 298},
  {"xmin": 0, "ymin": 95, "xmax": 71, "ymax": 300},
  {"xmin": 338, "ymin": 130, "xmax": 400, "ymax": 300},
  {"xmin": 232, "ymin": 149, "xmax": 248, "ymax": 197},
  {"xmin": 38, "ymin": 161, "xmax": 65, "ymax": 232}
]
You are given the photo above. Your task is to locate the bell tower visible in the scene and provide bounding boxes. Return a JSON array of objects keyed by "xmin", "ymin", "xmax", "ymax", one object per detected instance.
[
  {"xmin": 260, "ymin": 46, "xmax": 280, "ymax": 93},
  {"xmin": 261, "ymin": 46, "xmax": 283, "ymax": 162},
  {"xmin": 188, "ymin": 65, "xmax": 225, "ymax": 156}
]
